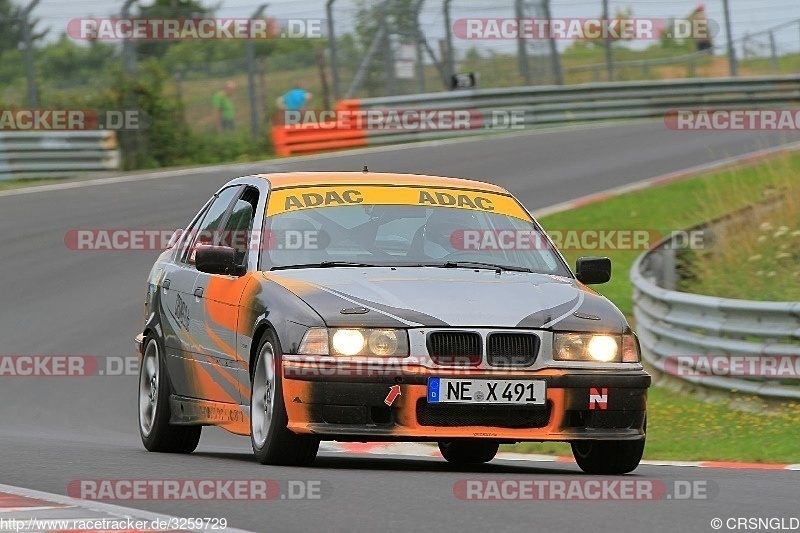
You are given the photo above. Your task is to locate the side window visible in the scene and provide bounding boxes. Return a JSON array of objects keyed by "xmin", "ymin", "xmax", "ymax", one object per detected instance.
[
  {"xmin": 181, "ymin": 186, "xmax": 242, "ymax": 264},
  {"xmin": 171, "ymin": 198, "xmax": 212, "ymax": 262},
  {"xmin": 219, "ymin": 187, "xmax": 259, "ymax": 267}
]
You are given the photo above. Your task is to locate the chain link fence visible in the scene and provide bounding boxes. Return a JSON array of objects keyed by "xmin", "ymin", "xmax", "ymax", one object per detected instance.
[{"xmin": 1, "ymin": 0, "xmax": 799, "ymax": 167}]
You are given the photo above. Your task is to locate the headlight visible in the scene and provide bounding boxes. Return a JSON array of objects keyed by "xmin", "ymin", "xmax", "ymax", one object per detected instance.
[
  {"xmin": 368, "ymin": 329, "xmax": 399, "ymax": 356},
  {"xmin": 332, "ymin": 329, "xmax": 366, "ymax": 356},
  {"xmin": 553, "ymin": 333, "xmax": 622, "ymax": 363},
  {"xmin": 587, "ymin": 335, "xmax": 618, "ymax": 362},
  {"xmin": 298, "ymin": 328, "xmax": 409, "ymax": 357}
]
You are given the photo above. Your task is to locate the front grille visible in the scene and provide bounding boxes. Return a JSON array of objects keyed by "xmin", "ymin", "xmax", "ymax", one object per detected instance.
[
  {"xmin": 427, "ymin": 331, "xmax": 482, "ymax": 366},
  {"xmin": 417, "ymin": 399, "xmax": 551, "ymax": 428},
  {"xmin": 486, "ymin": 333, "xmax": 539, "ymax": 367}
]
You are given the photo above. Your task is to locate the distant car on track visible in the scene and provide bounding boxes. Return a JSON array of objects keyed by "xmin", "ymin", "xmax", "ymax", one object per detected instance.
[{"xmin": 136, "ymin": 171, "xmax": 649, "ymax": 474}]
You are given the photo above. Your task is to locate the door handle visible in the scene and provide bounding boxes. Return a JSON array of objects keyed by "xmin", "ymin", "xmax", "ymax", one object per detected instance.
[
  {"xmin": 163, "ymin": 278, "xmax": 171, "ymax": 290},
  {"xmin": 194, "ymin": 287, "xmax": 204, "ymax": 298}
]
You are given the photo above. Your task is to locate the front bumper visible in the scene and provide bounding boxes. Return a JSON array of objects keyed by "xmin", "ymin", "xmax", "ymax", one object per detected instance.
[{"xmin": 282, "ymin": 363, "xmax": 649, "ymax": 442}]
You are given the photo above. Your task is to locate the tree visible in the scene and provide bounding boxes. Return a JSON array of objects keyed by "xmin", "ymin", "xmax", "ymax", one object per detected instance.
[
  {"xmin": 37, "ymin": 34, "xmax": 117, "ymax": 88},
  {"xmin": 0, "ymin": 0, "xmax": 47, "ymax": 54},
  {"xmin": 134, "ymin": 0, "xmax": 214, "ymax": 60}
]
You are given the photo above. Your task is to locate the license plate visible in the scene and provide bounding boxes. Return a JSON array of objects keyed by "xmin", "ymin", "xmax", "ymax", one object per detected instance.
[{"xmin": 427, "ymin": 378, "xmax": 546, "ymax": 405}]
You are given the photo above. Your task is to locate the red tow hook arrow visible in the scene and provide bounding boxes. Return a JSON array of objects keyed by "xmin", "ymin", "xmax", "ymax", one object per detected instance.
[{"xmin": 384, "ymin": 385, "xmax": 401, "ymax": 406}]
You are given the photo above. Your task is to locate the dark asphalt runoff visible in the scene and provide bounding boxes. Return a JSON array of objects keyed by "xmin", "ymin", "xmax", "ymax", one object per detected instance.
[{"xmin": 1, "ymin": 120, "xmax": 798, "ymax": 533}]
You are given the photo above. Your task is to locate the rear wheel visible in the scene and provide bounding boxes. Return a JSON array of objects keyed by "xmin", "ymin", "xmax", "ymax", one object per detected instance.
[
  {"xmin": 438, "ymin": 441, "xmax": 499, "ymax": 464},
  {"xmin": 250, "ymin": 332, "xmax": 319, "ymax": 466},
  {"xmin": 138, "ymin": 336, "xmax": 201, "ymax": 453},
  {"xmin": 571, "ymin": 439, "xmax": 645, "ymax": 475}
]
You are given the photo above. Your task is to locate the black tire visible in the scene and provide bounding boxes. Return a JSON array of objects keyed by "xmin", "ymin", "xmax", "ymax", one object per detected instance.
[
  {"xmin": 571, "ymin": 438, "xmax": 645, "ymax": 475},
  {"xmin": 250, "ymin": 331, "xmax": 319, "ymax": 466},
  {"xmin": 138, "ymin": 336, "xmax": 201, "ymax": 453},
  {"xmin": 438, "ymin": 441, "xmax": 499, "ymax": 464}
]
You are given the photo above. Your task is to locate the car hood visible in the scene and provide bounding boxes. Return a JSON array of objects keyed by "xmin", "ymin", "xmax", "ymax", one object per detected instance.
[{"xmin": 264, "ymin": 267, "xmax": 628, "ymax": 332}]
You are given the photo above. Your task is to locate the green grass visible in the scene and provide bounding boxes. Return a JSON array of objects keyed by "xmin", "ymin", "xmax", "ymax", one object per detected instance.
[
  {"xmin": 535, "ymin": 150, "xmax": 800, "ymax": 316},
  {"xmin": 0, "ymin": 178, "xmax": 62, "ymax": 191},
  {"xmin": 503, "ymin": 150, "xmax": 800, "ymax": 464},
  {"xmin": 676, "ymin": 159, "xmax": 800, "ymax": 301},
  {"xmin": 506, "ymin": 388, "xmax": 800, "ymax": 463}
]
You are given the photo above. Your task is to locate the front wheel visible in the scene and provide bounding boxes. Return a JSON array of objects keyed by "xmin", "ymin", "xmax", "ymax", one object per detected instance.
[
  {"xmin": 250, "ymin": 332, "xmax": 319, "ymax": 466},
  {"xmin": 571, "ymin": 438, "xmax": 645, "ymax": 475},
  {"xmin": 438, "ymin": 441, "xmax": 499, "ymax": 464},
  {"xmin": 138, "ymin": 336, "xmax": 201, "ymax": 453}
]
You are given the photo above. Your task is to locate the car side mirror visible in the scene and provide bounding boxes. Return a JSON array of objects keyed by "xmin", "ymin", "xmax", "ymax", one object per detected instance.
[
  {"xmin": 195, "ymin": 245, "xmax": 245, "ymax": 276},
  {"xmin": 576, "ymin": 257, "xmax": 611, "ymax": 285}
]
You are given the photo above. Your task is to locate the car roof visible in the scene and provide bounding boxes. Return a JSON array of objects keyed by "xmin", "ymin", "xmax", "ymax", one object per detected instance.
[{"xmin": 252, "ymin": 172, "xmax": 510, "ymax": 194}]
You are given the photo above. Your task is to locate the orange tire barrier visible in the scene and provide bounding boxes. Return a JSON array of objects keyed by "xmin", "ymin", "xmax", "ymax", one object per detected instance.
[{"xmin": 271, "ymin": 100, "xmax": 367, "ymax": 157}]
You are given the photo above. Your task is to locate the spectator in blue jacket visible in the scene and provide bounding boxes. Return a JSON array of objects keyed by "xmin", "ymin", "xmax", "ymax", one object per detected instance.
[{"xmin": 277, "ymin": 82, "xmax": 312, "ymax": 112}]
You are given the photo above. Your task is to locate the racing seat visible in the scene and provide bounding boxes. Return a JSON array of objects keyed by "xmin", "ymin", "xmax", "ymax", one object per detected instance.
[{"xmin": 407, "ymin": 209, "xmax": 479, "ymax": 261}]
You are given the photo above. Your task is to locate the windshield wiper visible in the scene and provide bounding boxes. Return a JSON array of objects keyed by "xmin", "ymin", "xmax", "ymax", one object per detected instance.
[
  {"xmin": 270, "ymin": 261, "xmax": 386, "ymax": 271},
  {"xmin": 430, "ymin": 261, "xmax": 532, "ymax": 273}
]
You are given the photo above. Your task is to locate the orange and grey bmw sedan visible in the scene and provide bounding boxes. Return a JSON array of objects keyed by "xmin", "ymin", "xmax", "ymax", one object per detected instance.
[{"xmin": 136, "ymin": 171, "xmax": 649, "ymax": 474}]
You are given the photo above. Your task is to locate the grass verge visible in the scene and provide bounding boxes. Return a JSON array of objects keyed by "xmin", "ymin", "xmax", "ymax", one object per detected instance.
[
  {"xmin": 505, "ymin": 149, "xmax": 800, "ymax": 463},
  {"xmin": 0, "ymin": 178, "xmax": 62, "ymax": 192}
]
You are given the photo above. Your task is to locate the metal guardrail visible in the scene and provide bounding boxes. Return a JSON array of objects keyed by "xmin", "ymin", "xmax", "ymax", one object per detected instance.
[
  {"xmin": 630, "ymin": 202, "xmax": 800, "ymax": 400},
  {"xmin": 272, "ymin": 75, "xmax": 800, "ymax": 155},
  {"xmin": 0, "ymin": 131, "xmax": 120, "ymax": 181},
  {"xmin": 358, "ymin": 75, "xmax": 800, "ymax": 144}
]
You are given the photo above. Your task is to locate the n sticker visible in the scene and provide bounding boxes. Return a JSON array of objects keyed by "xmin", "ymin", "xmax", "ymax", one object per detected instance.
[{"xmin": 589, "ymin": 388, "xmax": 608, "ymax": 410}]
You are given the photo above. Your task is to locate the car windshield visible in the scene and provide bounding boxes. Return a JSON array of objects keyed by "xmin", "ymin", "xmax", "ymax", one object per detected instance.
[{"xmin": 260, "ymin": 188, "xmax": 570, "ymax": 276}]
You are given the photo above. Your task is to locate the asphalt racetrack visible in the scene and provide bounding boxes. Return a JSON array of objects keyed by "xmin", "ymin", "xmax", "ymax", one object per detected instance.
[{"xmin": 1, "ymin": 121, "xmax": 798, "ymax": 532}]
